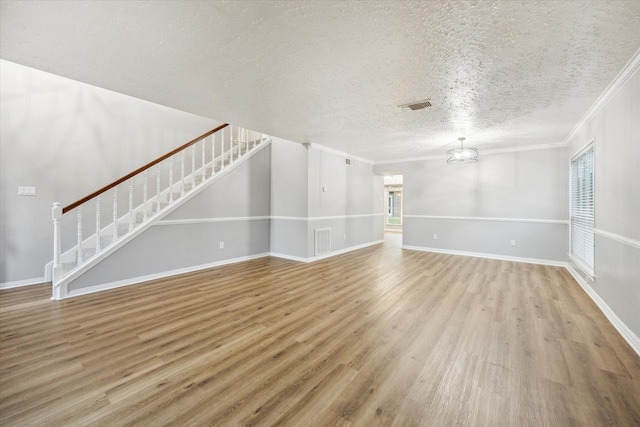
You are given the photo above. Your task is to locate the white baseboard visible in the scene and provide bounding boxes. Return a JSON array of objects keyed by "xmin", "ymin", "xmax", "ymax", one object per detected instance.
[
  {"xmin": 401, "ymin": 245, "xmax": 566, "ymax": 267},
  {"xmin": 404, "ymin": 244, "xmax": 639, "ymax": 356},
  {"xmin": 66, "ymin": 253, "xmax": 270, "ymax": 299},
  {"xmin": 270, "ymin": 240, "xmax": 385, "ymax": 263},
  {"xmin": 268, "ymin": 252, "xmax": 310, "ymax": 263},
  {"xmin": 565, "ymin": 264, "xmax": 640, "ymax": 357},
  {"xmin": 0, "ymin": 277, "xmax": 47, "ymax": 290}
]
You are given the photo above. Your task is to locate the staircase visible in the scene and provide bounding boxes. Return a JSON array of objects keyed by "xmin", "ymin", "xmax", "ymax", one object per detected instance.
[{"xmin": 50, "ymin": 124, "xmax": 270, "ymax": 300}]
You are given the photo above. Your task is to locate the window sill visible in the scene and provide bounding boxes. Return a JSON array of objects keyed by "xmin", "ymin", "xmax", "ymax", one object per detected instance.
[{"xmin": 567, "ymin": 253, "xmax": 595, "ymax": 281}]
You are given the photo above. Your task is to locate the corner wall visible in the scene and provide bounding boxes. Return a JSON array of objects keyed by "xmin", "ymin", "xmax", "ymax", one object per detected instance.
[
  {"xmin": 566, "ymin": 57, "xmax": 640, "ymax": 346},
  {"xmin": 270, "ymin": 139, "xmax": 384, "ymax": 261},
  {"xmin": 306, "ymin": 145, "xmax": 384, "ymax": 258}
]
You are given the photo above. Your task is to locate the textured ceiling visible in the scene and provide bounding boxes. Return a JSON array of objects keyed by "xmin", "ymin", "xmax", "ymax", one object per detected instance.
[{"xmin": 1, "ymin": 0, "xmax": 639, "ymax": 161}]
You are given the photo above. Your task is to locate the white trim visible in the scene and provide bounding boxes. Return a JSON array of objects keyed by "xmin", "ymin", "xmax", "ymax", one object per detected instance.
[
  {"xmin": 64, "ymin": 239, "xmax": 385, "ymax": 298},
  {"xmin": 567, "ymin": 253, "xmax": 595, "ymax": 280},
  {"xmin": 309, "ymin": 213, "xmax": 383, "ymax": 221},
  {"xmin": 310, "ymin": 239, "xmax": 384, "ymax": 262},
  {"xmin": 403, "ymin": 215, "xmax": 568, "ymax": 225},
  {"xmin": 565, "ymin": 263, "xmax": 640, "ymax": 357},
  {"xmin": 308, "ymin": 143, "xmax": 374, "ymax": 165},
  {"xmin": 570, "ymin": 138, "xmax": 595, "ymax": 161},
  {"xmin": 402, "ymin": 245, "xmax": 566, "ymax": 267},
  {"xmin": 270, "ymin": 240, "xmax": 385, "ymax": 263},
  {"xmin": 66, "ymin": 253, "xmax": 271, "ymax": 299},
  {"xmin": 374, "ymin": 142, "xmax": 567, "ymax": 165},
  {"xmin": 375, "ymin": 154, "xmax": 446, "ymax": 164},
  {"xmin": 270, "ymin": 216, "xmax": 309, "ymax": 222},
  {"xmin": 479, "ymin": 142, "xmax": 567, "ymax": 156},
  {"xmin": 156, "ymin": 216, "xmax": 270, "ymax": 226},
  {"xmin": 271, "ymin": 213, "xmax": 384, "ymax": 222},
  {"xmin": 564, "ymin": 47, "xmax": 640, "ymax": 145},
  {"xmin": 0, "ymin": 277, "xmax": 47, "ymax": 290},
  {"xmin": 268, "ymin": 252, "xmax": 310, "ymax": 263},
  {"xmin": 594, "ymin": 229, "xmax": 640, "ymax": 250}
]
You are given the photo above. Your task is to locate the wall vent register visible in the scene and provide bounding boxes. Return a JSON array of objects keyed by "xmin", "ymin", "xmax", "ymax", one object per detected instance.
[
  {"xmin": 314, "ymin": 228, "xmax": 331, "ymax": 256},
  {"xmin": 399, "ymin": 99, "xmax": 432, "ymax": 111}
]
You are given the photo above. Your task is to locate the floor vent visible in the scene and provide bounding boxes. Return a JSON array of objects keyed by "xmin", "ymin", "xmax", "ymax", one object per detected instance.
[{"xmin": 314, "ymin": 228, "xmax": 331, "ymax": 256}]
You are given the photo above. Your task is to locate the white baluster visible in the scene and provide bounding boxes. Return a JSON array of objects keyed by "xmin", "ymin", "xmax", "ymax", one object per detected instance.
[
  {"xmin": 77, "ymin": 208, "xmax": 83, "ymax": 265},
  {"xmin": 113, "ymin": 187, "xmax": 118, "ymax": 243},
  {"xmin": 212, "ymin": 133, "xmax": 216, "ymax": 173},
  {"xmin": 52, "ymin": 203, "xmax": 63, "ymax": 286},
  {"xmin": 239, "ymin": 128, "xmax": 243, "ymax": 157},
  {"xmin": 191, "ymin": 144, "xmax": 196, "ymax": 187},
  {"xmin": 181, "ymin": 151, "xmax": 185, "ymax": 196},
  {"xmin": 221, "ymin": 129, "xmax": 225, "ymax": 170},
  {"xmin": 95, "ymin": 195, "xmax": 101, "ymax": 254},
  {"xmin": 229, "ymin": 126, "xmax": 234, "ymax": 164},
  {"xmin": 128, "ymin": 179, "xmax": 134, "ymax": 232},
  {"xmin": 202, "ymin": 138, "xmax": 206, "ymax": 179},
  {"xmin": 156, "ymin": 164, "xmax": 161, "ymax": 213},
  {"xmin": 169, "ymin": 157, "xmax": 174, "ymax": 203},
  {"xmin": 143, "ymin": 170, "xmax": 148, "ymax": 221}
]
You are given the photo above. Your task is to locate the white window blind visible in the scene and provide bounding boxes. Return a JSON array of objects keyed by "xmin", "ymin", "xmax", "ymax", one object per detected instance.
[{"xmin": 570, "ymin": 144, "xmax": 594, "ymax": 273}]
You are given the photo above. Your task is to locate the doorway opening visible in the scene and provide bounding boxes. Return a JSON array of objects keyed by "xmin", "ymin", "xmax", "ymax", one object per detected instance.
[{"xmin": 384, "ymin": 175, "xmax": 403, "ymax": 233}]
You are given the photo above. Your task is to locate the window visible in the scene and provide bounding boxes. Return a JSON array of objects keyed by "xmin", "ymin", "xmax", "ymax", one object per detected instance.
[{"xmin": 570, "ymin": 142, "xmax": 594, "ymax": 275}]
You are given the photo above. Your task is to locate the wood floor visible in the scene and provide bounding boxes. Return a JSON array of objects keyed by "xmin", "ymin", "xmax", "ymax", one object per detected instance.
[{"xmin": 1, "ymin": 235, "xmax": 639, "ymax": 426}]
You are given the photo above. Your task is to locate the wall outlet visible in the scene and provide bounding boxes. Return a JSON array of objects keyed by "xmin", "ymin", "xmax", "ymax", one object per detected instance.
[
  {"xmin": 433, "ymin": 234, "xmax": 438, "ymax": 240},
  {"xmin": 18, "ymin": 186, "xmax": 36, "ymax": 196},
  {"xmin": 322, "ymin": 186, "xmax": 328, "ymax": 192},
  {"xmin": 344, "ymin": 234, "xmax": 347, "ymax": 240},
  {"xmin": 510, "ymin": 240, "xmax": 516, "ymax": 246},
  {"xmin": 219, "ymin": 241, "xmax": 224, "ymax": 249}
]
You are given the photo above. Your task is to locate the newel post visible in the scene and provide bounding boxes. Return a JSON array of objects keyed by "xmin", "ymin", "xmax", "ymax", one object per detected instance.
[{"xmin": 52, "ymin": 203, "xmax": 63, "ymax": 298}]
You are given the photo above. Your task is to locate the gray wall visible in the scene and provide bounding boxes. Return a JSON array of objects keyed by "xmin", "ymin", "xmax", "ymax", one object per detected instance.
[
  {"xmin": 270, "ymin": 139, "xmax": 384, "ymax": 259},
  {"xmin": 0, "ymin": 60, "xmax": 220, "ymax": 285},
  {"xmin": 270, "ymin": 138, "xmax": 309, "ymax": 258},
  {"xmin": 67, "ymin": 145, "xmax": 272, "ymax": 292},
  {"xmin": 306, "ymin": 145, "xmax": 384, "ymax": 258},
  {"xmin": 566, "ymin": 66, "xmax": 640, "ymax": 339},
  {"xmin": 374, "ymin": 147, "xmax": 569, "ymax": 263}
]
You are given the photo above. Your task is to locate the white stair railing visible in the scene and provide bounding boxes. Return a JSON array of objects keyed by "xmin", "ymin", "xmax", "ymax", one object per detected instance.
[{"xmin": 51, "ymin": 124, "xmax": 269, "ymax": 299}]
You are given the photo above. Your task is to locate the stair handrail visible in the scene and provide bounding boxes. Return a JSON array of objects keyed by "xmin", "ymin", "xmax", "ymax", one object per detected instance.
[{"xmin": 62, "ymin": 123, "xmax": 229, "ymax": 214}]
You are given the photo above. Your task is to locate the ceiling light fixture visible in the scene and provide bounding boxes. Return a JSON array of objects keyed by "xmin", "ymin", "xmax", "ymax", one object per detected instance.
[{"xmin": 447, "ymin": 137, "xmax": 478, "ymax": 164}]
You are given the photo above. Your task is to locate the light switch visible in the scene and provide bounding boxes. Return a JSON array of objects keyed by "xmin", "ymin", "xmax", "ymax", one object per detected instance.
[{"xmin": 18, "ymin": 186, "xmax": 36, "ymax": 196}]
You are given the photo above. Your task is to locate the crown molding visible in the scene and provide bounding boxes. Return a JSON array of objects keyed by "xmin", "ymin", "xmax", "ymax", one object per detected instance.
[
  {"xmin": 308, "ymin": 143, "xmax": 374, "ymax": 165},
  {"xmin": 373, "ymin": 141, "xmax": 567, "ymax": 165},
  {"xmin": 564, "ymin": 47, "xmax": 640, "ymax": 145}
]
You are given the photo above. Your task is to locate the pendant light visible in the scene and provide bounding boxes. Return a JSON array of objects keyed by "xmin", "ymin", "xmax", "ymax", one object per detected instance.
[{"xmin": 447, "ymin": 137, "xmax": 478, "ymax": 164}]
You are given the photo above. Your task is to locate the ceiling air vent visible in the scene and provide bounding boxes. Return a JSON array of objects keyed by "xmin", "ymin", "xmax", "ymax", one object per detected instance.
[{"xmin": 399, "ymin": 99, "xmax": 432, "ymax": 111}]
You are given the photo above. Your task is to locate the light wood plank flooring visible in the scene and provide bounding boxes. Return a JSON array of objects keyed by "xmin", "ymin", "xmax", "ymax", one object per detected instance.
[{"xmin": 1, "ymin": 235, "xmax": 639, "ymax": 426}]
